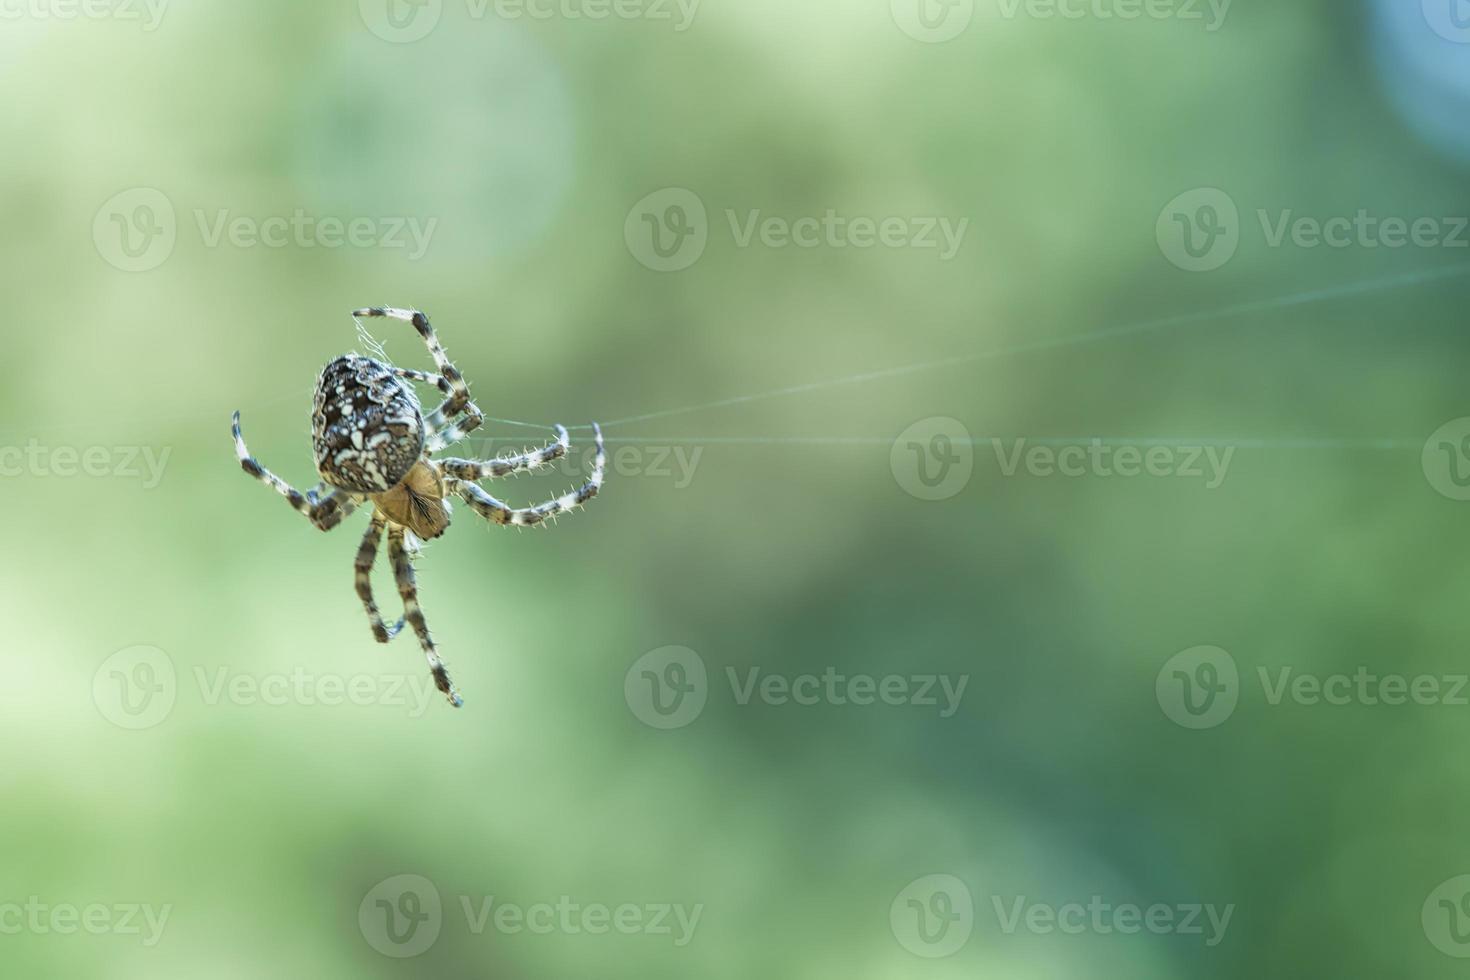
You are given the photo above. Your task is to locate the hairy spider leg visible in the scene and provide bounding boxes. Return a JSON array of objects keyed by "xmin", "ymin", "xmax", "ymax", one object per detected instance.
[
  {"xmin": 387, "ymin": 524, "xmax": 463, "ymax": 708},
  {"xmin": 451, "ymin": 424, "xmax": 605, "ymax": 527},
  {"xmin": 438, "ymin": 425, "xmax": 571, "ymax": 480},
  {"xmin": 233, "ymin": 411, "xmax": 357, "ymax": 531},
  {"xmin": 355, "ymin": 512, "xmax": 406, "ymax": 643}
]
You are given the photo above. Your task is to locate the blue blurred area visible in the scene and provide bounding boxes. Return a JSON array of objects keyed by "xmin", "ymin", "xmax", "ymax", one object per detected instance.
[{"xmin": 1372, "ymin": 0, "xmax": 1470, "ymax": 164}]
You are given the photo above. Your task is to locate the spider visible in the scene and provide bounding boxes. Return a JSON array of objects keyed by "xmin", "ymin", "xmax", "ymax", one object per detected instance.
[{"xmin": 231, "ymin": 307, "xmax": 605, "ymax": 709}]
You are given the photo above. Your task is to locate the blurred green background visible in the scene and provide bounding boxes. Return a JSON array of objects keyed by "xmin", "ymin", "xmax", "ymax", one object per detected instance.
[{"xmin": 4, "ymin": 0, "xmax": 1470, "ymax": 976}]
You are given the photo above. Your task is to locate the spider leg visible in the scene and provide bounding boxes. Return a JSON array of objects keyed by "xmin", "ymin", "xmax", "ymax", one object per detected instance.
[
  {"xmin": 386, "ymin": 363, "xmax": 477, "ymax": 447},
  {"xmin": 233, "ymin": 412, "xmax": 357, "ymax": 531},
  {"xmin": 381, "ymin": 363, "xmax": 477, "ymax": 449},
  {"xmin": 387, "ymin": 524, "xmax": 463, "ymax": 708},
  {"xmin": 425, "ymin": 397, "xmax": 468, "ymax": 428},
  {"xmin": 355, "ymin": 512, "xmax": 405, "ymax": 643},
  {"xmin": 390, "ymin": 365, "xmax": 452, "ymax": 397},
  {"xmin": 438, "ymin": 425, "xmax": 570, "ymax": 480},
  {"xmin": 353, "ymin": 307, "xmax": 484, "ymax": 441},
  {"xmin": 449, "ymin": 424, "xmax": 605, "ymax": 527},
  {"xmin": 425, "ymin": 400, "xmax": 487, "ymax": 452}
]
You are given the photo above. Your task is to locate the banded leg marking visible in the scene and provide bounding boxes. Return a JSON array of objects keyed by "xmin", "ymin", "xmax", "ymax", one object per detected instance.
[
  {"xmin": 355, "ymin": 513, "xmax": 405, "ymax": 643},
  {"xmin": 233, "ymin": 411, "xmax": 355, "ymax": 531},
  {"xmin": 426, "ymin": 400, "xmax": 487, "ymax": 451},
  {"xmin": 451, "ymin": 424, "xmax": 604, "ymax": 527},
  {"xmin": 438, "ymin": 425, "xmax": 570, "ymax": 480},
  {"xmin": 352, "ymin": 307, "xmax": 485, "ymax": 443},
  {"xmin": 387, "ymin": 525, "xmax": 463, "ymax": 708}
]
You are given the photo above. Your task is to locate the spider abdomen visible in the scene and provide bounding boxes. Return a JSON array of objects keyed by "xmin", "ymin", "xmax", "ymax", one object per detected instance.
[{"xmin": 312, "ymin": 355, "xmax": 425, "ymax": 493}]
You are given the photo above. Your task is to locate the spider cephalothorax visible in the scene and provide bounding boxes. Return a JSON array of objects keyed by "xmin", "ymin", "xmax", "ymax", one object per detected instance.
[{"xmin": 232, "ymin": 307, "xmax": 605, "ymax": 708}]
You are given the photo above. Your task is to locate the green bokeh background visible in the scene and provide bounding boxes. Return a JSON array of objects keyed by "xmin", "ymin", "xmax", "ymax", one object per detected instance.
[{"xmin": 4, "ymin": 0, "xmax": 1470, "ymax": 976}]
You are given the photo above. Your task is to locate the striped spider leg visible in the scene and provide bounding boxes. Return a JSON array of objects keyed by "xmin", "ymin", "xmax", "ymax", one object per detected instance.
[
  {"xmin": 387, "ymin": 523, "xmax": 462, "ymax": 708},
  {"xmin": 450, "ymin": 424, "xmax": 606, "ymax": 528},
  {"xmin": 232, "ymin": 411, "xmax": 359, "ymax": 531},
  {"xmin": 437, "ymin": 425, "xmax": 572, "ymax": 481},
  {"xmin": 354, "ymin": 512, "xmax": 405, "ymax": 644},
  {"xmin": 353, "ymin": 307, "xmax": 485, "ymax": 449}
]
